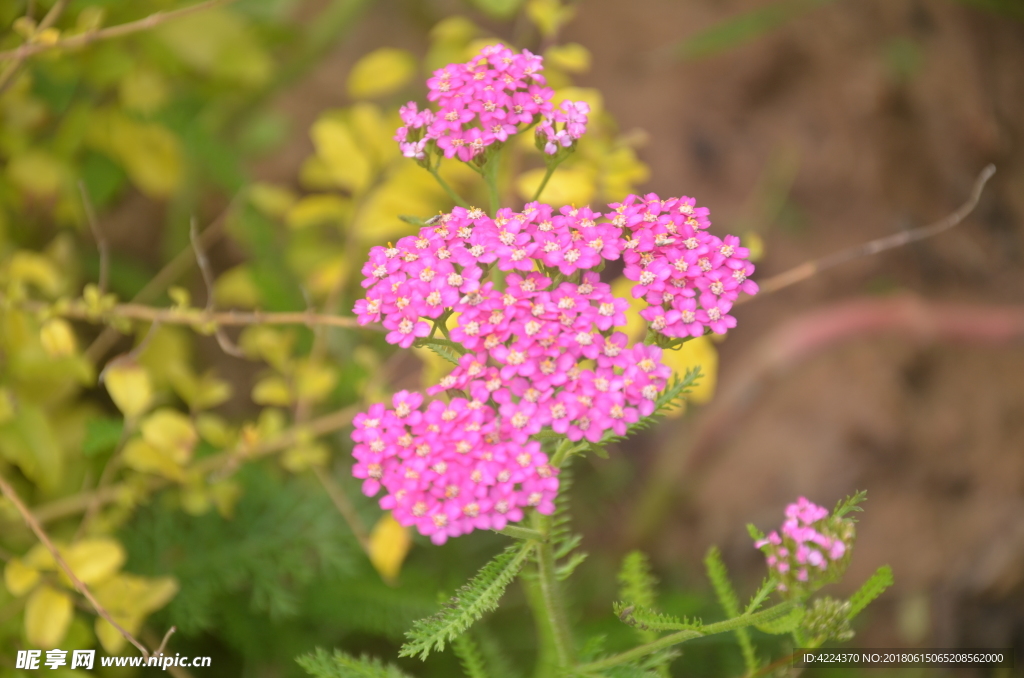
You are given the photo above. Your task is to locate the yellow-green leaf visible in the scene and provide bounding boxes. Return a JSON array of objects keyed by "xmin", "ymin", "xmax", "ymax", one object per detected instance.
[
  {"xmin": 6, "ymin": 151, "xmax": 66, "ymax": 197},
  {"xmin": 248, "ymin": 182, "xmax": 296, "ymax": 218},
  {"xmin": 122, "ymin": 438, "xmax": 184, "ymax": 481},
  {"xmin": 311, "ymin": 117, "xmax": 372, "ymax": 194},
  {"xmin": 285, "ymin": 194, "xmax": 351, "ymax": 230},
  {"xmin": 526, "ymin": 0, "xmax": 576, "ymax": 37},
  {"xmin": 155, "ymin": 9, "xmax": 271, "ymax": 87},
  {"xmin": 347, "ymin": 48, "xmax": 417, "ymax": 100},
  {"xmin": 369, "ymin": 513, "xmax": 412, "ymax": 583},
  {"xmin": 102, "ymin": 358, "xmax": 153, "ymax": 419},
  {"xmin": 661, "ymin": 336, "xmax": 718, "ymax": 410},
  {"xmin": 39, "ymin": 318, "xmax": 77, "ymax": 357},
  {"xmin": 6, "ymin": 252, "xmax": 63, "ymax": 297},
  {"xmin": 195, "ymin": 413, "xmax": 233, "ymax": 448},
  {"xmin": 63, "ymin": 538, "xmax": 125, "ymax": 587},
  {"xmin": 140, "ymin": 408, "xmax": 197, "ymax": 463},
  {"xmin": 294, "ymin": 361, "xmax": 337, "ymax": 403},
  {"xmin": 4, "ymin": 557, "xmax": 40, "ymax": 597},
  {"xmin": 252, "ymin": 375, "xmax": 293, "ymax": 407},
  {"xmin": 93, "ymin": 573, "xmax": 177, "ymax": 653},
  {"xmin": 544, "ymin": 43, "xmax": 591, "ymax": 73},
  {"xmin": 516, "ymin": 166, "xmax": 595, "ymax": 206},
  {"xmin": 280, "ymin": 443, "xmax": 328, "ymax": 473},
  {"xmin": 610, "ymin": 276, "xmax": 647, "ymax": 342},
  {"xmin": 25, "ymin": 585, "xmax": 73, "ymax": 648},
  {"xmin": 118, "ymin": 67, "xmax": 169, "ymax": 114}
]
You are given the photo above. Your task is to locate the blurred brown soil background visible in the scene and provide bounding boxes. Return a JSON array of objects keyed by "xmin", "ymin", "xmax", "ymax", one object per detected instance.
[{"xmin": 153, "ymin": 0, "xmax": 1024, "ymax": 656}]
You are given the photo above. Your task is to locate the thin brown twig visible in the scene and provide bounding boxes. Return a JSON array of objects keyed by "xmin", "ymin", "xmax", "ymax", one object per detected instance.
[
  {"xmin": 155, "ymin": 626, "xmax": 177, "ymax": 656},
  {"xmin": 314, "ymin": 466, "xmax": 371, "ymax": 556},
  {"xmin": 189, "ymin": 217, "xmax": 245, "ymax": 358},
  {"xmin": 84, "ymin": 196, "xmax": 238, "ymax": 363},
  {"xmin": 0, "ymin": 0, "xmax": 238, "ymax": 63},
  {"xmin": 0, "ymin": 0, "xmax": 69, "ymax": 95},
  {"xmin": 13, "ymin": 295, "xmax": 373, "ymax": 331},
  {"xmin": 78, "ymin": 181, "xmax": 109, "ymax": 296},
  {"xmin": 742, "ymin": 164, "xmax": 996, "ymax": 301},
  {"xmin": 24, "ymin": 404, "xmax": 360, "ymax": 527},
  {"xmin": 0, "ymin": 470, "xmax": 155, "ymax": 659}
]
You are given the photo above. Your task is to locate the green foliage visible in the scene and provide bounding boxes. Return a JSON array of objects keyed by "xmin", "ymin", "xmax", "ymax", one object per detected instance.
[
  {"xmin": 453, "ymin": 633, "xmax": 490, "ymax": 678},
  {"xmin": 617, "ymin": 552, "xmax": 658, "ymax": 611},
  {"xmin": 297, "ymin": 648, "xmax": 413, "ymax": 678},
  {"xmin": 846, "ymin": 565, "xmax": 894, "ymax": 620},
  {"xmin": 754, "ymin": 606, "xmax": 804, "ymax": 635},
  {"xmin": 613, "ymin": 602, "xmax": 703, "ymax": 633},
  {"xmin": 122, "ymin": 468, "xmax": 357, "ymax": 633},
  {"xmin": 400, "ymin": 542, "xmax": 533, "ymax": 660},
  {"xmin": 704, "ymin": 547, "xmax": 757, "ymax": 673},
  {"xmin": 833, "ymin": 489, "xmax": 868, "ymax": 519}
]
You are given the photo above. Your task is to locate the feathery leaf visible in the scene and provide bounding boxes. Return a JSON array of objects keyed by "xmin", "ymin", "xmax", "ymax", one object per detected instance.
[
  {"xmin": 833, "ymin": 490, "xmax": 868, "ymax": 519},
  {"xmin": 453, "ymin": 633, "xmax": 489, "ymax": 678},
  {"xmin": 847, "ymin": 565, "xmax": 893, "ymax": 619},
  {"xmin": 614, "ymin": 601, "xmax": 704, "ymax": 633},
  {"xmin": 296, "ymin": 648, "xmax": 411, "ymax": 678},
  {"xmin": 400, "ymin": 542, "xmax": 533, "ymax": 660},
  {"xmin": 617, "ymin": 551, "xmax": 658, "ymax": 610},
  {"xmin": 705, "ymin": 546, "xmax": 757, "ymax": 673}
]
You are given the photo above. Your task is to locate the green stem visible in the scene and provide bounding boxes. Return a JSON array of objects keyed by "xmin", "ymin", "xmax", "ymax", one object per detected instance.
[
  {"xmin": 530, "ymin": 161, "xmax": 559, "ymax": 202},
  {"xmin": 428, "ymin": 163, "xmax": 470, "ymax": 208},
  {"xmin": 532, "ymin": 511, "xmax": 575, "ymax": 669},
  {"xmin": 577, "ymin": 603, "xmax": 794, "ymax": 673},
  {"xmin": 483, "ymin": 155, "xmax": 501, "ymax": 216},
  {"xmin": 495, "ymin": 524, "xmax": 546, "ymax": 541},
  {"xmin": 550, "ymin": 438, "xmax": 583, "ymax": 468}
]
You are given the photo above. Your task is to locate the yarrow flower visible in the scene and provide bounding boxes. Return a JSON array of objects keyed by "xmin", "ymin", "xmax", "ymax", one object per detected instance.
[
  {"xmin": 394, "ymin": 44, "xmax": 590, "ymax": 163},
  {"xmin": 615, "ymin": 193, "xmax": 759, "ymax": 339},
  {"xmin": 754, "ymin": 497, "xmax": 855, "ymax": 596},
  {"xmin": 351, "ymin": 192, "xmax": 754, "ymax": 541},
  {"xmin": 352, "ymin": 391, "xmax": 558, "ymax": 544}
]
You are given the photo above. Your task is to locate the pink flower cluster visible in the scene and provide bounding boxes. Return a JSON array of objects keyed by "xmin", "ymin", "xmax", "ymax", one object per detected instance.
[
  {"xmin": 754, "ymin": 497, "xmax": 855, "ymax": 594},
  {"xmin": 615, "ymin": 193, "xmax": 759, "ymax": 338},
  {"xmin": 352, "ymin": 391, "xmax": 557, "ymax": 545},
  {"xmin": 393, "ymin": 44, "xmax": 589, "ymax": 162},
  {"xmin": 432, "ymin": 272, "xmax": 672, "ymax": 443}
]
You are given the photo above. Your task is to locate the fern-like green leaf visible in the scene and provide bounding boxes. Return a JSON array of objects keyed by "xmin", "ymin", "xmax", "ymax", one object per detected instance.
[
  {"xmin": 614, "ymin": 601, "xmax": 704, "ymax": 633},
  {"xmin": 556, "ymin": 551, "xmax": 589, "ymax": 581},
  {"xmin": 400, "ymin": 542, "xmax": 533, "ymax": 660},
  {"xmin": 414, "ymin": 336, "xmax": 465, "ymax": 365},
  {"xmin": 744, "ymin": 576, "xmax": 776, "ymax": 615},
  {"xmin": 846, "ymin": 565, "xmax": 893, "ymax": 619},
  {"xmin": 453, "ymin": 633, "xmax": 489, "ymax": 678},
  {"xmin": 296, "ymin": 648, "xmax": 411, "ymax": 678},
  {"xmin": 617, "ymin": 551, "xmax": 658, "ymax": 610},
  {"xmin": 833, "ymin": 490, "xmax": 868, "ymax": 519},
  {"xmin": 746, "ymin": 523, "xmax": 765, "ymax": 542},
  {"xmin": 704, "ymin": 547, "xmax": 741, "ymax": 617},
  {"xmin": 754, "ymin": 606, "xmax": 805, "ymax": 635},
  {"xmin": 705, "ymin": 547, "xmax": 757, "ymax": 673}
]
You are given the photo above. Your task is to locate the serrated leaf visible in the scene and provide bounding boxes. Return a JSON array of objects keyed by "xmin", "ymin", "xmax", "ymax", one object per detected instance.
[
  {"xmin": 618, "ymin": 551, "xmax": 658, "ymax": 610},
  {"xmin": 556, "ymin": 551, "xmax": 588, "ymax": 581},
  {"xmin": 755, "ymin": 605, "xmax": 804, "ymax": 634},
  {"xmin": 400, "ymin": 542, "xmax": 532, "ymax": 660},
  {"xmin": 834, "ymin": 490, "xmax": 868, "ymax": 519},
  {"xmin": 614, "ymin": 601, "xmax": 703, "ymax": 633},
  {"xmin": 847, "ymin": 565, "xmax": 893, "ymax": 619},
  {"xmin": 705, "ymin": 546, "xmax": 756, "ymax": 672},
  {"xmin": 297, "ymin": 648, "xmax": 412, "ymax": 678},
  {"xmin": 452, "ymin": 633, "xmax": 488, "ymax": 678}
]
